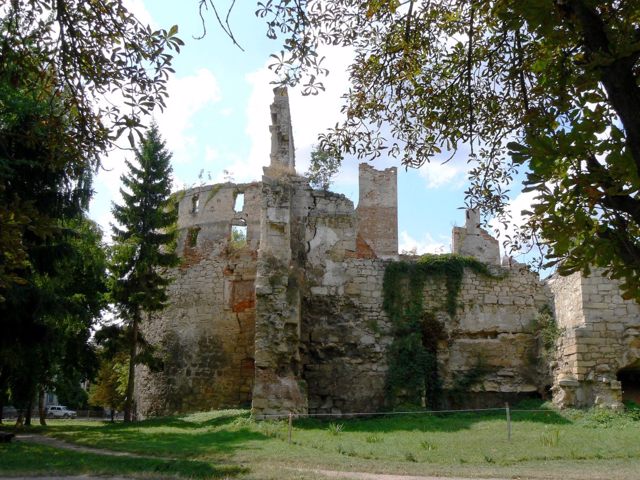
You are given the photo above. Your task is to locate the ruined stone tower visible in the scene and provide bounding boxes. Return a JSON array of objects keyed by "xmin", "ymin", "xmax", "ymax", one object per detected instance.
[
  {"xmin": 356, "ymin": 164, "xmax": 398, "ymax": 259},
  {"xmin": 452, "ymin": 209, "xmax": 500, "ymax": 265},
  {"xmin": 134, "ymin": 89, "xmax": 640, "ymax": 418}
]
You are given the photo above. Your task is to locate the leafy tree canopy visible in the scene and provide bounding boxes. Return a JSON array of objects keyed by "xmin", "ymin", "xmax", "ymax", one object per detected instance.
[
  {"xmin": 0, "ymin": 216, "xmax": 107, "ymax": 423},
  {"xmin": 88, "ymin": 352, "xmax": 128, "ymax": 416},
  {"xmin": 2, "ymin": 0, "xmax": 183, "ymax": 156},
  {"xmin": 0, "ymin": 0, "xmax": 182, "ymax": 295},
  {"xmin": 214, "ymin": 0, "xmax": 640, "ymax": 300},
  {"xmin": 306, "ymin": 145, "xmax": 342, "ymax": 190}
]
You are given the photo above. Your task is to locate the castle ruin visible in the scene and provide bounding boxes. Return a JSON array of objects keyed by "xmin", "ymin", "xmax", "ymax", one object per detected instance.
[{"xmin": 135, "ymin": 88, "xmax": 640, "ymax": 417}]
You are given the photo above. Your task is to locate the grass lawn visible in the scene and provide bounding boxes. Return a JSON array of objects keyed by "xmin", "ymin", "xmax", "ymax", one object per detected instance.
[{"xmin": 1, "ymin": 402, "xmax": 640, "ymax": 479}]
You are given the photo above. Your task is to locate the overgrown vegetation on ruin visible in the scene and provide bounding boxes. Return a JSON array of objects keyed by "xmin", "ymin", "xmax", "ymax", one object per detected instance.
[
  {"xmin": 382, "ymin": 254, "xmax": 499, "ymax": 408},
  {"xmin": 531, "ymin": 305, "xmax": 564, "ymax": 365}
]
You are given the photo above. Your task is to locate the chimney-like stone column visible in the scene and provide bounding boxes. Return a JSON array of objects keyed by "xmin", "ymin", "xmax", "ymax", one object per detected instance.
[{"xmin": 252, "ymin": 88, "xmax": 307, "ymax": 416}]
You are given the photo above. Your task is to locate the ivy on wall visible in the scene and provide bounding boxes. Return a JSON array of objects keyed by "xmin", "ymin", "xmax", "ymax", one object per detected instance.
[
  {"xmin": 531, "ymin": 305, "xmax": 563, "ymax": 371},
  {"xmin": 383, "ymin": 254, "xmax": 498, "ymax": 408}
]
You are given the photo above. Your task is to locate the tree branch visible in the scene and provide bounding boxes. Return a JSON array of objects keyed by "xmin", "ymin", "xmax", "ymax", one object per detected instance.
[{"xmin": 561, "ymin": 0, "xmax": 640, "ymax": 176}]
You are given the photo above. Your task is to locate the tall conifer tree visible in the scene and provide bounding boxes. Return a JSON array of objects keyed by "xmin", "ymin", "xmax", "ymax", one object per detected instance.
[{"xmin": 110, "ymin": 124, "xmax": 178, "ymax": 422}]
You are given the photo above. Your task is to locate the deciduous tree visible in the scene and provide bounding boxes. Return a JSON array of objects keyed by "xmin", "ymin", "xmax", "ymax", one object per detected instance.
[
  {"xmin": 0, "ymin": 1, "xmax": 180, "ymax": 424},
  {"xmin": 89, "ymin": 352, "xmax": 128, "ymax": 422},
  {"xmin": 306, "ymin": 145, "xmax": 342, "ymax": 190}
]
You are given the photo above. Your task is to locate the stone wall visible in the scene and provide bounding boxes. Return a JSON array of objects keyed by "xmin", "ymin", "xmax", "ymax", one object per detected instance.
[
  {"xmin": 134, "ymin": 88, "xmax": 640, "ymax": 418},
  {"xmin": 441, "ymin": 264, "xmax": 550, "ymax": 406},
  {"xmin": 302, "ymin": 258, "xmax": 391, "ymax": 414},
  {"xmin": 551, "ymin": 271, "xmax": 640, "ymax": 408},
  {"xmin": 136, "ymin": 168, "xmax": 555, "ymax": 416},
  {"xmin": 252, "ymin": 172, "xmax": 308, "ymax": 415},
  {"xmin": 298, "ymin": 187, "xmax": 551, "ymax": 413},
  {"xmin": 269, "ymin": 87, "xmax": 295, "ymax": 171},
  {"xmin": 135, "ymin": 182, "xmax": 259, "ymax": 417}
]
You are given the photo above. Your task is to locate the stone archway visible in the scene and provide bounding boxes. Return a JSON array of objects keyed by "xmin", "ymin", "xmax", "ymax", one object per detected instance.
[{"xmin": 617, "ymin": 360, "xmax": 640, "ymax": 405}]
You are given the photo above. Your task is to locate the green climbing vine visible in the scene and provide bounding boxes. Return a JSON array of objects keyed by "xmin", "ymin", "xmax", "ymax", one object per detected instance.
[
  {"xmin": 531, "ymin": 305, "xmax": 563, "ymax": 366},
  {"xmin": 383, "ymin": 254, "xmax": 499, "ymax": 408}
]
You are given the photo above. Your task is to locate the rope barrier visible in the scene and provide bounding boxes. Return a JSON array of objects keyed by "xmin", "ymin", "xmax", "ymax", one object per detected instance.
[
  {"xmin": 254, "ymin": 406, "xmax": 554, "ymax": 420},
  {"xmin": 254, "ymin": 404, "xmax": 560, "ymax": 442}
]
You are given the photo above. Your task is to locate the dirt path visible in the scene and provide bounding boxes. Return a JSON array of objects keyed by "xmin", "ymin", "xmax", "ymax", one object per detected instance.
[
  {"xmin": 0, "ymin": 477, "xmax": 132, "ymax": 480},
  {"xmin": 298, "ymin": 470, "xmax": 508, "ymax": 480}
]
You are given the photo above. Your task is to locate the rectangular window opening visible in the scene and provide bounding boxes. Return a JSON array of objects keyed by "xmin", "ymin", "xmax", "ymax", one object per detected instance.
[
  {"xmin": 234, "ymin": 193, "xmax": 245, "ymax": 212},
  {"xmin": 187, "ymin": 226, "xmax": 200, "ymax": 247},
  {"xmin": 191, "ymin": 194, "xmax": 200, "ymax": 214},
  {"xmin": 230, "ymin": 225, "xmax": 247, "ymax": 248}
]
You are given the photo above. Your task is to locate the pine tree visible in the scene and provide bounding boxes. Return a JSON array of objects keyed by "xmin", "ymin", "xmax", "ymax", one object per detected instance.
[{"xmin": 110, "ymin": 124, "xmax": 179, "ymax": 422}]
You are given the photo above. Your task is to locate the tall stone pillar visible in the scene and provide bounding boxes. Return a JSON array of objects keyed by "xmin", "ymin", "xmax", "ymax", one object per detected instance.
[
  {"xmin": 252, "ymin": 88, "xmax": 308, "ymax": 416},
  {"xmin": 269, "ymin": 87, "xmax": 296, "ymax": 172}
]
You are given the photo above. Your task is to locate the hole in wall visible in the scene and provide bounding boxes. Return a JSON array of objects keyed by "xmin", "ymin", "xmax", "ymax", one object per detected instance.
[
  {"xmin": 191, "ymin": 194, "xmax": 200, "ymax": 214},
  {"xmin": 230, "ymin": 220, "xmax": 247, "ymax": 248},
  {"xmin": 234, "ymin": 192, "xmax": 245, "ymax": 212},
  {"xmin": 187, "ymin": 226, "xmax": 200, "ymax": 247},
  {"xmin": 617, "ymin": 361, "xmax": 640, "ymax": 405}
]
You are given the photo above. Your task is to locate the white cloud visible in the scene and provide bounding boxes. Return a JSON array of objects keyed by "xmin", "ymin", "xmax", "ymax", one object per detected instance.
[
  {"xmin": 238, "ymin": 42, "xmax": 471, "ymax": 196},
  {"xmin": 399, "ymin": 231, "xmax": 449, "ymax": 255},
  {"xmin": 156, "ymin": 68, "xmax": 222, "ymax": 164},
  {"xmin": 124, "ymin": 0, "xmax": 155, "ymax": 27},
  {"xmin": 205, "ymin": 146, "xmax": 220, "ymax": 162},
  {"xmin": 418, "ymin": 159, "xmax": 468, "ymax": 189}
]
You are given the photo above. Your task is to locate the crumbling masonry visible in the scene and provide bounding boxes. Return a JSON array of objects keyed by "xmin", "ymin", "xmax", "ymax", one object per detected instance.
[{"xmin": 135, "ymin": 88, "xmax": 640, "ymax": 417}]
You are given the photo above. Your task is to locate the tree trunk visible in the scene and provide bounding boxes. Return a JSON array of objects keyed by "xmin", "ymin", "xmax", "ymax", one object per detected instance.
[
  {"xmin": 38, "ymin": 386, "xmax": 46, "ymax": 426},
  {"xmin": 110, "ymin": 408, "xmax": 115, "ymax": 423},
  {"xmin": 0, "ymin": 373, "xmax": 5, "ymax": 424},
  {"xmin": 15, "ymin": 411, "xmax": 23, "ymax": 427},
  {"xmin": 24, "ymin": 399, "xmax": 32, "ymax": 426},
  {"xmin": 123, "ymin": 315, "xmax": 139, "ymax": 423}
]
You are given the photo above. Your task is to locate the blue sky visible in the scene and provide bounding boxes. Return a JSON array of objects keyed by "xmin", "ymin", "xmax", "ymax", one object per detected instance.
[{"xmin": 89, "ymin": 0, "xmax": 530, "ymax": 256}]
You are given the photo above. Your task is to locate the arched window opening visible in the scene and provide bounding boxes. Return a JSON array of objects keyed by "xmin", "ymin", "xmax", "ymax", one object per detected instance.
[{"xmin": 187, "ymin": 226, "xmax": 201, "ymax": 248}]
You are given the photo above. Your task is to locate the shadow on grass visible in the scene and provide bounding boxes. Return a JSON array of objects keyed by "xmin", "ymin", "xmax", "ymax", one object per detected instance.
[
  {"xmin": 48, "ymin": 427, "xmax": 269, "ymax": 459},
  {"xmin": 0, "ymin": 442, "xmax": 248, "ymax": 478},
  {"xmin": 292, "ymin": 401, "xmax": 571, "ymax": 433},
  {"xmin": 38, "ymin": 410, "xmax": 270, "ymax": 460}
]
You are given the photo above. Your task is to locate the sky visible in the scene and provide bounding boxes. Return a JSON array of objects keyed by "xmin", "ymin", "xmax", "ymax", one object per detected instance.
[{"xmin": 88, "ymin": 0, "xmax": 528, "ymax": 257}]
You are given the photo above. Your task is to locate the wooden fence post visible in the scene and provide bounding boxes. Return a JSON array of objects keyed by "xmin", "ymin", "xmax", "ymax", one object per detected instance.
[{"xmin": 506, "ymin": 402, "xmax": 511, "ymax": 442}]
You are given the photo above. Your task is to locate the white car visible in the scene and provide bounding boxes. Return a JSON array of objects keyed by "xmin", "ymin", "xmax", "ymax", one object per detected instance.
[{"xmin": 46, "ymin": 405, "xmax": 77, "ymax": 419}]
